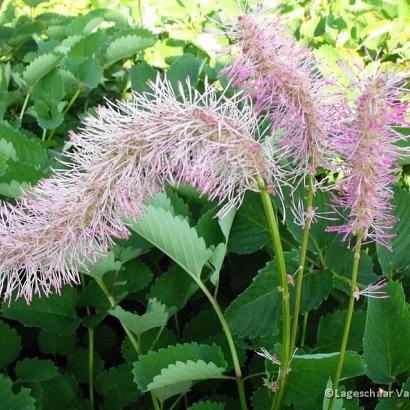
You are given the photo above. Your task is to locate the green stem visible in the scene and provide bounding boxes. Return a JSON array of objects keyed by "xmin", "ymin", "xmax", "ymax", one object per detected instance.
[
  {"xmin": 300, "ymin": 312, "xmax": 309, "ymax": 348},
  {"xmin": 195, "ymin": 279, "xmax": 248, "ymax": 410},
  {"xmin": 48, "ymin": 87, "xmax": 82, "ymax": 140},
  {"xmin": 63, "ymin": 87, "xmax": 82, "ymax": 116},
  {"xmin": 290, "ymin": 176, "xmax": 314, "ymax": 353},
  {"xmin": 137, "ymin": 0, "xmax": 144, "ymax": 26},
  {"xmin": 88, "ymin": 327, "xmax": 95, "ymax": 410},
  {"xmin": 19, "ymin": 92, "xmax": 30, "ymax": 121},
  {"xmin": 327, "ymin": 235, "xmax": 362, "ymax": 410},
  {"xmin": 257, "ymin": 178, "xmax": 290, "ymax": 410},
  {"xmin": 94, "ymin": 277, "xmax": 160, "ymax": 410}
]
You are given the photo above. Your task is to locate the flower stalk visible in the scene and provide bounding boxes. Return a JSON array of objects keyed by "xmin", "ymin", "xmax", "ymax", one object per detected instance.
[
  {"xmin": 257, "ymin": 177, "xmax": 290, "ymax": 410},
  {"xmin": 290, "ymin": 175, "xmax": 315, "ymax": 353},
  {"xmin": 327, "ymin": 234, "xmax": 362, "ymax": 410}
]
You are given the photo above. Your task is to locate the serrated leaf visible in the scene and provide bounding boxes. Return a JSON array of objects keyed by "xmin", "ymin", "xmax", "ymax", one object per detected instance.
[
  {"xmin": 66, "ymin": 31, "xmax": 106, "ymax": 66},
  {"xmin": 292, "ymin": 269, "xmax": 333, "ymax": 314},
  {"xmin": 0, "ymin": 321, "xmax": 21, "ymax": 369},
  {"xmin": 0, "ymin": 121, "xmax": 48, "ymax": 169},
  {"xmin": 38, "ymin": 330, "xmax": 76, "ymax": 356},
  {"xmin": 127, "ymin": 205, "xmax": 212, "ymax": 279},
  {"xmin": 130, "ymin": 61, "xmax": 158, "ymax": 93},
  {"xmin": 168, "ymin": 54, "xmax": 202, "ymax": 89},
  {"xmin": 1, "ymin": 287, "xmax": 80, "ymax": 336},
  {"xmin": 377, "ymin": 189, "xmax": 410, "ymax": 276},
  {"xmin": 85, "ymin": 251, "xmax": 122, "ymax": 280},
  {"xmin": 150, "ymin": 265, "xmax": 198, "ymax": 314},
  {"xmin": 109, "ymin": 298, "xmax": 168, "ymax": 337},
  {"xmin": 76, "ymin": 57, "xmax": 103, "ymax": 89},
  {"xmin": 284, "ymin": 352, "xmax": 366, "ymax": 409},
  {"xmin": 317, "ymin": 310, "xmax": 366, "ymax": 353},
  {"xmin": 228, "ymin": 192, "xmax": 270, "ymax": 254},
  {"xmin": 105, "ymin": 35, "xmax": 156, "ymax": 67},
  {"xmin": 38, "ymin": 374, "xmax": 80, "ymax": 410},
  {"xmin": 66, "ymin": 348, "xmax": 105, "ymax": 384},
  {"xmin": 188, "ymin": 401, "xmax": 225, "ymax": 410},
  {"xmin": 31, "ymin": 69, "xmax": 65, "ymax": 104},
  {"xmin": 96, "ymin": 364, "xmax": 141, "ymax": 407},
  {"xmin": 15, "ymin": 358, "xmax": 58, "ymax": 382},
  {"xmin": 31, "ymin": 100, "xmax": 64, "ymax": 129},
  {"xmin": 0, "ymin": 374, "xmax": 35, "ymax": 410},
  {"xmin": 363, "ymin": 281, "xmax": 410, "ymax": 383},
  {"xmin": 23, "ymin": 53, "xmax": 61, "ymax": 88},
  {"xmin": 225, "ymin": 253, "xmax": 298, "ymax": 339},
  {"xmin": 132, "ymin": 343, "xmax": 227, "ymax": 397},
  {"xmin": 148, "ymin": 360, "xmax": 226, "ymax": 390}
]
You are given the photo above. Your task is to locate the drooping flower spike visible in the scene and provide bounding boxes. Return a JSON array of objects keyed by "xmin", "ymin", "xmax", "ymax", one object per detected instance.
[
  {"xmin": 328, "ymin": 68, "xmax": 409, "ymax": 247},
  {"xmin": 353, "ymin": 278, "xmax": 389, "ymax": 301},
  {"xmin": 0, "ymin": 77, "xmax": 286, "ymax": 302},
  {"xmin": 221, "ymin": 5, "xmax": 345, "ymax": 179}
]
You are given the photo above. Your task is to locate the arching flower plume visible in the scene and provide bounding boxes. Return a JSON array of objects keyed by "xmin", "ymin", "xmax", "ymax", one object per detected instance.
[
  {"xmin": 328, "ymin": 69, "xmax": 409, "ymax": 247},
  {"xmin": 221, "ymin": 6, "xmax": 346, "ymax": 179},
  {"xmin": 0, "ymin": 77, "xmax": 285, "ymax": 302}
]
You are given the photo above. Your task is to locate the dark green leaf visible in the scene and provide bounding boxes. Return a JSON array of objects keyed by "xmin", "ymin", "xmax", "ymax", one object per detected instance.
[
  {"xmin": 2, "ymin": 287, "xmax": 80, "ymax": 336},
  {"xmin": 0, "ymin": 374, "xmax": 35, "ymax": 410},
  {"xmin": 15, "ymin": 358, "xmax": 58, "ymax": 382},
  {"xmin": 363, "ymin": 281, "xmax": 410, "ymax": 383},
  {"xmin": 0, "ymin": 321, "xmax": 21, "ymax": 369}
]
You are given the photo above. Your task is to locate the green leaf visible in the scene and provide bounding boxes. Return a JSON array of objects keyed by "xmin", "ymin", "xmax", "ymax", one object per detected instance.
[
  {"xmin": 225, "ymin": 253, "xmax": 298, "ymax": 339},
  {"xmin": 85, "ymin": 251, "xmax": 122, "ymax": 280},
  {"xmin": 31, "ymin": 100, "xmax": 64, "ymax": 129},
  {"xmin": 15, "ymin": 358, "xmax": 58, "ymax": 382},
  {"xmin": 0, "ymin": 321, "xmax": 21, "ymax": 369},
  {"xmin": 228, "ymin": 192, "xmax": 270, "ymax": 254},
  {"xmin": 109, "ymin": 298, "xmax": 168, "ymax": 337},
  {"xmin": 168, "ymin": 54, "xmax": 202, "ymax": 89},
  {"xmin": 0, "ymin": 374, "xmax": 35, "ymax": 410},
  {"xmin": 96, "ymin": 364, "xmax": 141, "ymax": 407},
  {"xmin": 127, "ymin": 205, "xmax": 212, "ymax": 279},
  {"xmin": 37, "ymin": 330, "xmax": 76, "ymax": 356},
  {"xmin": 66, "ymin": 348, "xmax": 104, "ymax": 384},
  {"xmin": 150, "ymin": 265, "xmax": 198, "ymax": 314},
  {"xmin": 187, "ymin": 401, "xmax": 225, "ymax": 410},
  {"xmin": 31, "ymin": 69, "xmax": 65, "ymax": 104},
  {"xmin": 377, "ymin": 189, "xmax": 410, "ymax": 276},
  {"xmin": 66, "ymin": 31, "xmax": 106, "ymax": 66},
  {"xmin": 284, "ymin": 352, "xmax": 366, "ymax": 409},
  {"xmin": 363, "ymin": 281, "xmax": 410, "ymax": 383},
  {"xmin": 130, "ymin": 61, "xmax": 157, "ymax": 93},
  {"xmin": 38, "ymin": 374, "xmax": 80, "ymax": 410},
  {"xmin": 293, "ymin": 269, "xmax": 333, "ymax": 314},
  {"xmin": 23, "ymin": 53, "xmax": 61, "ymax": 89},
  {"xmin": 132, "ymin": 342, "xmax": 227, "ymax": 401},
  {"xmin": 105, "ymin": 35, "xmax": 156, "ymax": 67},
  {"xmin": 0, "ymin": 121, "xmax": 48, "ymax": 169},
  {"xmin": 317, "ymin": 310, "xmax": 366, "ymax": 353},
  {"xmin": 324, "ymin": 241, "xmax": 377, "ymax": 285},
  {"xmin": 148, "ymin": 360, "xmax": 226, "ymax": 390},
  {"xmin": 1, "ymin": 287, "xmax": 80, "ymax": 336},
  {"xmin": 252, "ymin": 386, "xmax": 272, "ymax": 410},
  {"xmin": 76, "ymin": 57, "xmax": 103, "ymax": 89}
]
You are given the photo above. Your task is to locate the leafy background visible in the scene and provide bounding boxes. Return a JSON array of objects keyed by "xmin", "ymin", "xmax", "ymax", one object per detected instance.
[{"xmin": 0, "ymin": 0, "xmax": 409, "ymax": 409}]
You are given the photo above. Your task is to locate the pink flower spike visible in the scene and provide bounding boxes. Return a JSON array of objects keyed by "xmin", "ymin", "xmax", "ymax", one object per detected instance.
[
  {"xmin": 221, "ymin": 6, "xmax": 346, "ymax": 180},
  {"xmin": 328, "ymin": 68, "xmax": 409, "ymax": 247},
  {"xmin": 353, "ymin": 279, "xmax": 389, "ymax": 301}
]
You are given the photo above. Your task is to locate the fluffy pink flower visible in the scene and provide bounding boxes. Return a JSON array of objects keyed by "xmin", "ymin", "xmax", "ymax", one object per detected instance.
[
  {"xmin": 328, "ymin": 69, "xmax": 409, "ymax": 246},
  {"xmin": 0, "ymin": 77, "xmax": 285, "ymax": 302},
  {"xmin": 221, "ymin": 6, "xmax": 344, "ymax": 177}
]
